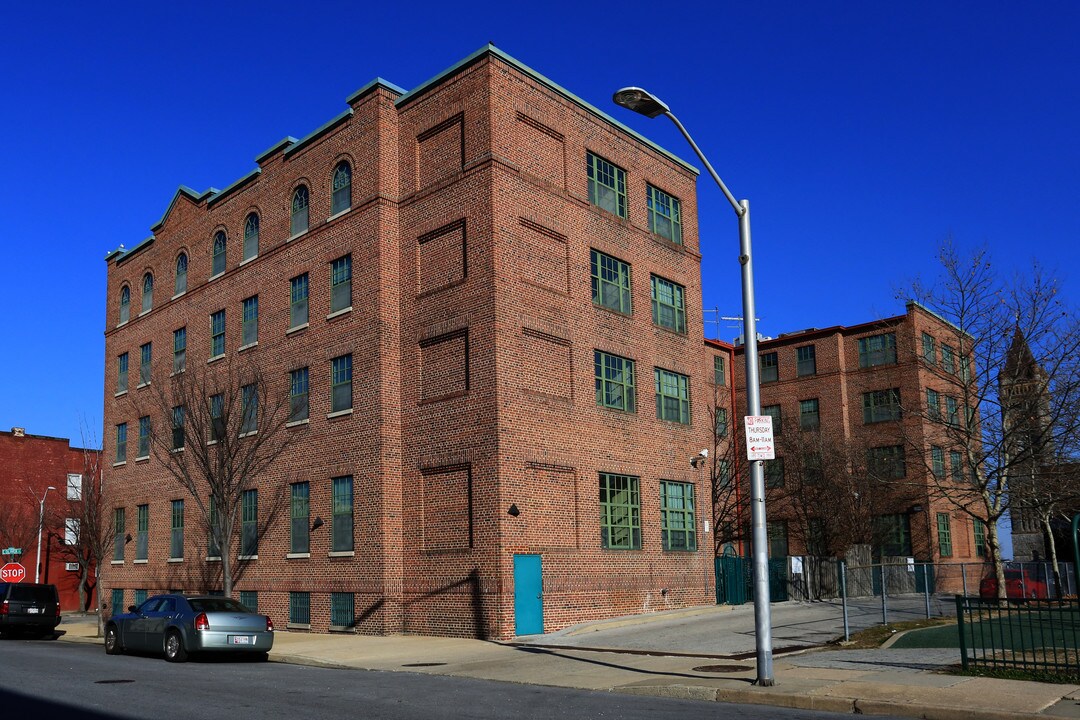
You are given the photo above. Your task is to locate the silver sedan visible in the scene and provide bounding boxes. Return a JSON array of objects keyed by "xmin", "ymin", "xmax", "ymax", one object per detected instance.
[{"xmin": 104, "ymin": 594, "xmax": 274, "ymax": 662}]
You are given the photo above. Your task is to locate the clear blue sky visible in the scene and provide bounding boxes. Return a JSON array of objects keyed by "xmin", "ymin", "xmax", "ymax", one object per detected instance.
[{"xmin": 3, "ymin": 1, "xmax": 1078, "ymax": 469}]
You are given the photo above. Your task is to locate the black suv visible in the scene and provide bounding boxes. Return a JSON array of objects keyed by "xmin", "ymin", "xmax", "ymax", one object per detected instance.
[{"xmin": 0, "ymin": 583, "xmax": 61, "ymax": 637}]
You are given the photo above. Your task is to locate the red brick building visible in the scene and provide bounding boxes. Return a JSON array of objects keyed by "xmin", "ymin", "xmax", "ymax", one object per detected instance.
[
  {"xmin": 101, "ymin": 46, "xmax": 723, "ymax": 638},
  {"xmin": 722, "ymin": 303, "xmax": 988, "ymax": 567},
  {"xmin": 0, "ymin": 427, "xmax": 99, "ymax": 611}
]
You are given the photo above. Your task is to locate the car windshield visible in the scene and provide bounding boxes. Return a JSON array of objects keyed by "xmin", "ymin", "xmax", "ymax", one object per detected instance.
[{"xmin": 188, "ymin": 598, "xmax": 251, "ymax": 613}]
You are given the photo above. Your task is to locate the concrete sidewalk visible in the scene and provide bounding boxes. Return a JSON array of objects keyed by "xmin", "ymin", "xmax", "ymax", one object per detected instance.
[{"xmin": 53, "ymin": 607, "xmax": 1080, "ymax": 720}]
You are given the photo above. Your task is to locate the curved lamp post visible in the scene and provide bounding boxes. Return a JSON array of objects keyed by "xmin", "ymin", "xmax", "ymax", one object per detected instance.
[
  {"xmin": 613, "ymin": 87, "xmax": 774, "ymax": 685},
  {"xmin": 35, "ymin": 485, "xmax": 57, "ymax": 583}
]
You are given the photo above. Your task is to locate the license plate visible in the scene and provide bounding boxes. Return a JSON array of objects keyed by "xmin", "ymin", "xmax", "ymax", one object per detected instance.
[
  {"xmin": 230, "ymin": 635, "xmax": 251, "ymax": 645},
  {"xmin": 26, "ymin": 608, "xmax": 40, "ymax": 614}
]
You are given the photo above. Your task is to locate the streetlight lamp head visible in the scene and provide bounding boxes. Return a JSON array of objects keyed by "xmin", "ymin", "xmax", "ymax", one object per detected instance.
[
  {"xmin": 612, "ymin": 87, "xmax": 669, "ymax": 118},
  {"xmin": 47, "ymin": 486, "xmax": 56, "ymax": 491}
]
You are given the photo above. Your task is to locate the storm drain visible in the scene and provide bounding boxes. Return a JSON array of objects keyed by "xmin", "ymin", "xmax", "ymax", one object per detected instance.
[
  {"xmin": 692, "ymin": 664, "xmax": 752, "ymax": 674},
  {"xmin": 95, "ymin": 679, "xmax": 135, "ymax": 684},
  {"xmin": 400, "ymin": 662, "xmax": 447, "ymax": 667}
]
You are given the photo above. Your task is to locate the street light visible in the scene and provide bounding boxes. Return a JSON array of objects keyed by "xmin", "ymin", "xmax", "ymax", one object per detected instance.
[
  {"xmin": 614, "ymin": 86, "xmax": 774, "ymax": 685},
  {"xmin": 35, "ymin": 486, "xmax": 57, "ymax": 583}
]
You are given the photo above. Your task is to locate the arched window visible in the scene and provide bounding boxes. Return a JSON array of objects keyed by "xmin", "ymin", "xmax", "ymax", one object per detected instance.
[
  {"xmin": 175, "ymin": 253, "xmax": 188, "ymax": 295},
  {"xmin": 291, "ymin": 186, "xmax": 309, "ymax": 237},
  {"xmin": 331, "ymin": 162, "xmax": 351, "ymax": 215},
  {"xmin": 119, "ymin": 286, "xmax": 130, "ymax": 324},
  {"xmin": 142, "ymin": 273, "xmax": 154, "ymax": 313},
  {"xmin": 243, "ymin": 213, "xmax": 259, "ymax": 261},
  {"xmin": 212, "ymin": 231, "xmax": 227, "ymax": 277}
]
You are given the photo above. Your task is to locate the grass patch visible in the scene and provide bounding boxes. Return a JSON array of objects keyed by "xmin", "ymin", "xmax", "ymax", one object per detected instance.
[
  {"xmin": 839, "ymin": 617, "xmax": 955, "ymax": 649},
  {"xmin": 956, "ymin": 665, "xmax": 1080, "ymax": 684}
]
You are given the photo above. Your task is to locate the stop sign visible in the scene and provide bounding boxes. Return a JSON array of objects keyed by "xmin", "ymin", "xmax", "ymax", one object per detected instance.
[{"xmin": 0, "ymin": 563, "xmax": 26, "ymax": 583}]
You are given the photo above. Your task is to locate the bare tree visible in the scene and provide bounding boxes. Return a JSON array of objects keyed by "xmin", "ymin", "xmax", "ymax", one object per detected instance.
[
  {"xmin": 907, "ymin": 243, "xmax": 1080, "ymax": 599},
  {"xmin": 0, "ymin": 499, "xmax": 36, "ymax": 566},
  {"xmin": 135, "ymin": 358, "xmax": 295, "ymax": 597}
]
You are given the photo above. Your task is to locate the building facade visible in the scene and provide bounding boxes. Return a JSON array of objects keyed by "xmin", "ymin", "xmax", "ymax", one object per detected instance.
[
  {"xmin": 0, "ymin": 427, "xmax": 99, "ymax": 612},
  {"xmin": 101, "ymin": 46, "xmax": 722, "ymax": 639},
  {"xmin": 722, "ymin": 303, "xmax": 988, "ymax": 568}
]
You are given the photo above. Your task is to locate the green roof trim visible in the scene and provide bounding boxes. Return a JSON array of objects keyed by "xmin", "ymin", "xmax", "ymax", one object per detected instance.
[
  {"xmin": 283, "ymin": 108, "xmax": 355, "ymax": 159},
  {"xmin": 346, "ymin": 77, "xmax": 406, "ymax": 105},
  {"xmin": 395, "ymin": 44, "xmax": 698, "ymax": 175},
  {"xmin": 150, "ymin": 185, "xmax": 216, "ymax": 233},
  {"xmin": 255, "ymin": 136, "xmax": 298, "ymax": 164},
  {"xmin": 111, "ymin": 234, "xmax": 156, "ymax": 265},
  {"xmin": 207, "ymin": 168, "xmax": 262, "ymax": 208}
]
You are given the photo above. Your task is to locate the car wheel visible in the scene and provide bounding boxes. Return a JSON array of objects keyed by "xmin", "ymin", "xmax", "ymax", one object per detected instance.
[
  {"xmin": 251, "ymin": 651, "xmax": 269, "ymax": 662},
  {"xmin": 104, "ymin": 625, "xmax": 122, "ymax": 655},
  {"xmin": 164, "ymin": 630, "xmax": 188, "ymax": 663}
]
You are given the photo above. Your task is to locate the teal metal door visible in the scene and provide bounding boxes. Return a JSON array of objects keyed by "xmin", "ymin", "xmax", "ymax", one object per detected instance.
[{"xmin": 513, "ymin": 554, "xmax": 543, "ymax": 635}]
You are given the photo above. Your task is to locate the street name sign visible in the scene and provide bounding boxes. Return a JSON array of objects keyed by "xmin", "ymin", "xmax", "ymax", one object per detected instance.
[
  {"xmin": 744, "ymin": 415, "xmax": 775, "ymax": 460},
  {"xmin": 2, "ymin": 547, "xmax": 21, "ymax": 556}
]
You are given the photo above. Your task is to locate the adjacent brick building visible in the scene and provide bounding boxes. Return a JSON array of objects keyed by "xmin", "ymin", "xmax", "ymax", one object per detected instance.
[
  {"xmin": 101, "ymin": 46, "xmax": 723, "ymax": 638},
  {"xmin": 0, "ymin": 427, "xmax": 99, "ymax": 611},
  {"xmin": 722, "ymin": 303, "xmax": 989, "ymax": 568}
]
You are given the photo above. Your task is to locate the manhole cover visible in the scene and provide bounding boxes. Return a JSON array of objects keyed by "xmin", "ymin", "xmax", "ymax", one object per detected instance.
[
  {"xmin": 95, "ymin": 679, "xmax": 135, "ymax": 684},
  {"xmin": 692, "ymin": 664, "xmax": 752, "ymax": 673},
  {"xmin": 401, "ymin": 662, "xmax": 446, "ymax": 667}
]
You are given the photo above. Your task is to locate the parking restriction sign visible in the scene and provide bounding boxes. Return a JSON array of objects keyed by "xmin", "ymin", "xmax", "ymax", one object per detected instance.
[{"xmin": 744, "ymin": 415, "xmax": 775, "ymax": 460}]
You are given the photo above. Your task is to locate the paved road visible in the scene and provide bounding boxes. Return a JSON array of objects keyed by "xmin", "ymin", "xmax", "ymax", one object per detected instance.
[{"xmin": 0, "ymin": 638, "xmax": 902, "ymax": 720}]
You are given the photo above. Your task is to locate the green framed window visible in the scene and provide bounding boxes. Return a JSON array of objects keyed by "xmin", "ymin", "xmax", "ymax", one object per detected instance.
[
  {"xmin": 715, "ymin": 407, "xmax": 728, "ymax": 438},
  {"xmin": 804, "ymin": 453, "xmax": 824, "ymax": 484},
  {"xmin": 136, "ymin": 504, "xmax": 148, "ymax": 561},
  {"xmin": 241, "ymin": 489, "xmax": 258, "ymax": 557},
  {"xmin": 242, "ymin": 295, "xmax": 258, "ymax": 346},
  {"xmin": 937, "ymin": 512, "xmax": 952, "ymax": 557},
  {"xmin": 212, "ymin": 231, "xmax": 227, "ymax": 277},
  {"xmin": 713, "ymin": 355, "xmax": 726, "ymax": 385},
  {"xmin": 867, "ymin": 445, "xmax": 906, "ymax": 480},
  {"xmin": 208, "ymin": 495, "xmax": 220, "ymax": 558},
  {"xmin": 241, "ymin": 384, "xmax": 258, "ymax": 435},
  {"xmin": 175, "ymin": 252, "xmax": 188, "ymax": 295},
  {"xmin": 173, "ymin": 327, "xmax": 186, "ymax": 374},
  {"xmin": 590, "ymin": 249, "xmax": 632, "ymax": 314},
  {"xmin": 927, "ymin": 389, "xmax": 941, "ymax": 421},
  {"xmin": 134, "ymin": 589, "xmax": 148, "ymax": 607},
  {"xmin": 209, "ymin": 393, "xmax": 224, "ymax": 442},
  {"xmin": 332, "ymin": 161, "xmax": 352, "ymax": 215},
  {"xmin": 974, "ymin": 519, "xmax": 987, "ymax": 557},
  {"xmin": 115, "ymin": 423, "xmax": 127, "ymax": 463},
  {"xmin": 599, "ymin": 472, "xmax": 640, "ymax": 550},
  {"xmin": 330, "ymin": 255, "xmax": 352, "ymax": 313},
  {"xmin": 858, "ymin": 332, "xmax": 897, "ymax": 367},
  {"xmin": 765, "ymin": 457, "xmax": 785, "ymax": 488},
  {"xmin": 654, "ymin": 368, "xmax": 690, "ymax": 424},
  {"xmin": 331, "ymin": 592, "xmax": 355, "ymax": 628},
  {"xmin": 646, "ymin": 184, "xmax": 682, "ymax": 243},
  {"xmin": 799, "ymin": 398, "xmax": 820, "ymax": 430},
  {"xmin": 587, "ymin": 152, "xmax": 626, "ymax": 217},
  {"xmin": 660, "ymin": 481, "xmax": 696, "ymax": 551},
  {"xmin": 762, "ymin": 404, "xmax": 782, "ymax": 435},
  {"xmin": 331, "ymin": 354, "xmax": 352, "ymax": 413},
  {"xmin": 922, "ymin": 332, "xmax": 937, "ymax": 364},
  {"xmin": 119, "ymin": 286, "xmax": 130, "ymax": 324},
  {"xmin": 137, "ymin": 416, "xmax": 150, "ymax": 458},
  {"xmin": 289, "ymin": 592, "xmax": 310, "ymax": 625},
  {"xmin": 594, "ymin": 350, "xmax": 636, "ymax": 412},
  {"xmin": 797, "ymin": 345, "xmax": 817, "ymax": 376},
  {"xmin": 873, "ymin": 514, "xmax": 912, "ymax": 556},
  {"xmin": 113, "ymin": 507, "xmax": 126, "ymax": 561},
  {"xmin": 243, "ymin": 213, "xmax": 259, "ymax": 261},
  {"xmin": 142, "ymin": 273, "xmax": 153, "ymax": 313},
  {"xmin": 945, "ymin": 396, "xmax": 960, "ymax": 426},
  {"xmin": 289, "ymin": 367, "xmax": 309, "ymax": 423},
  {"xmin": 760, "ymin": 352, "xmax": 778, "ymax": 383},
  {"xmin": 931, "ymin": 445, "xmax": 945, "ymax": 478},
  {"xmin": 291, "ymin": 482, "xmax": 310, "ymax": 554},
  {"xmin": 290, "ymin": 273, "xmax": 309, "ymax": 329},
  {"xmin": 863, "ymin": 388, "xmax": 901, "ymax": 423},
  {"xmin": 210, "ymin": 310, "xmax": 225, "ymax": 358},
  {"xmin": 291, "ymin": 185, "xmax": 310, "ymax": 236},
  {"xmin": 139, "ymin": 342, "xmax": 152, "ymax": 386},
  {"xmin": 950, "ymin": 450, "xmax": 963, "ymax": 483},
  {"xmin": 942, "ymin": 344, "xmax": 956, "ymax": 373},
  {"xmin": 239, "ymin": 591, "xmax": 258, "ymax": 612},
  {"xmin": 110, "ymin": 589, "xmax": 124, "ymax": 617},
  {"xmin": 117, "ymin": 353, "xmax": 128, "ymax": 393},
  {"xmin": 171, "ymin": 405, "xmax": 185, "ymax": 450},
  {"xmin": 332, "ymin": 475, "xmax": 354, "ymax": 552},
  {"xmin": 650, "ymin": 275, "xmax": 686, "ymax": 333},
  {"xmin": 717, "ymin": 459, "xmax": 732, "ymax": 488},
  {"xmin": 768, "ymin": 521, "xmax": 789, "ymax": 558},
  {"xmin": 170, "ymin": 499, "xmax": 184, "ymax": 559}
]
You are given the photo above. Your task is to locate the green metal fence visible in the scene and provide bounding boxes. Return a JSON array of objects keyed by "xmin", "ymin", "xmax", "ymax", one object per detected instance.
[{"xmin": 956, "ymin": 595, "xmax": 1080, "ymax": 679}]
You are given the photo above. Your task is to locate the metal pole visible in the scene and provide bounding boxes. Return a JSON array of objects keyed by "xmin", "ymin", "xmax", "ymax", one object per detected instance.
[
  {"xmin": 962, "ymin": 564, "xmax": 968, "ymax": 597},
  {"xmin": 923, "ymin": 564, "xmax": 931, "ymax": 618},
  {"xmin": 34, "ymin": 486, "xmax": 53, "ymax": 584},
  {"xmin": 881, "ymin": 564, "xmax": 888, "ymax": 625},
  {"xmin": 840, "ymin": 560, "xmax": 850, "ymax": 642},
  {"xmin": 1072, "ymin": 514, "xmax": 1079, "ymax": 593}
]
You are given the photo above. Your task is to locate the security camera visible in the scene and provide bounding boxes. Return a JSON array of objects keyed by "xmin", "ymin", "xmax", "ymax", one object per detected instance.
[{"xmin": 690, "ymin": 449, "xmax": 709, "ymax": 468}]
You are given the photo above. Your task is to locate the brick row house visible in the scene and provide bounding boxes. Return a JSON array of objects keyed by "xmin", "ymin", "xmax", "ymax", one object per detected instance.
[
  {"xmin": 101, "ymin": 46, "xmax": 724, "ymax": 638},
  {"xmin": 721, "ymin": 303, "xmax": 989, "ymax": 575}
]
